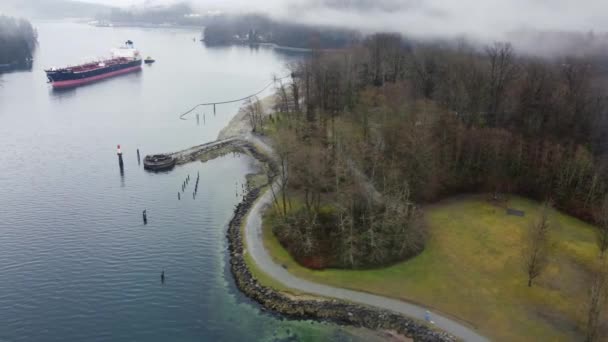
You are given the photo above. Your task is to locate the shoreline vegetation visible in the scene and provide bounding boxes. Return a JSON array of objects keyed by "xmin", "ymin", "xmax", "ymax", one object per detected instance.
[
  {"xmin": 0, "ymin": 15, "xmax": 37, "ymax": 72},
  {"xmin": 201, "ymin": 14, "xmax": 358, "ymax": 49}
]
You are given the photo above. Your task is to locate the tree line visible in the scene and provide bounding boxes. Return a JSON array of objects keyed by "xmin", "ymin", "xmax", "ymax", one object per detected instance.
[
  {"xmin": 0, "ymin": 16, "xmax": 36, "ymax": 67},
  {"xmin": 203, "ymin": 14, "xmax": 360, "ymax": 49}
]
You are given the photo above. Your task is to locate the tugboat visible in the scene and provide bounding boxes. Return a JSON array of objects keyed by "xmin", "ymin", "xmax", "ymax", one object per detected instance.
[
  {"xmin": 144, "ymin": 56, "xmax": 155, "ymax": 64},
  {"xmin": 45, "ymin": 40, "xmax": 142, "ymax": 88},
  {"xmin": 143, "ymin": 154, "xmax": 176, "ymax": 171}
]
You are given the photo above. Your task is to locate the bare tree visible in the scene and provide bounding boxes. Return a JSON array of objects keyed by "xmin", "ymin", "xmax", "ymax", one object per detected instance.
[
  {"xmin": 524, "ymin": 201, "xmax": 552, "ymax": 287},
  {"xmin": 515, "ymin": 60, "xmax": 556, "ymax": 135},
  {"xmin": 274, "ymin": 128, "xmax": 297, "ymax": 217},
  {"xmin": 560, "ymin": 59, "xmax": 593, "ymax": 141},
  {"xmin": 586, "ymin": 261, "xmax": 607, "ymax": 342},
  {"xmin": 364, "ymin": 33, "xmax": 404, "ymax": 86},
  {"xmin": 485, "ymin": 42, "xmax": 518, "ymax": 127},
  {"xmin": 596, "ymin": 196, "xmax": 608, "ymax": 258},
  {"xmin": 275, "ymin": 77, "xmax": 291, "ymax": 114},
  {"xmin": 411, "ymin": 47, "xmax": 439, "ymax": 99},
  {"xmin": 290, "ymin": 69, "xmax": 301, "ymax": 113},
  {"xmin": 244, "ymin": 96, "xmax": 264, "ymax": 133}
]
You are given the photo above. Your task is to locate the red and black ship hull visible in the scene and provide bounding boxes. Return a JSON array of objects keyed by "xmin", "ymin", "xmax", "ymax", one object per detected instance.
[{"xmin": 45, "ymin": 58, "xmax": 142, "ymax": 88}]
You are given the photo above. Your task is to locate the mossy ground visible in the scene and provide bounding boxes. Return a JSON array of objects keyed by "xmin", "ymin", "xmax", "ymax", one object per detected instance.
[{"xmin": 258, "ymin": 194, "xmax": 602, "ymax": 341}]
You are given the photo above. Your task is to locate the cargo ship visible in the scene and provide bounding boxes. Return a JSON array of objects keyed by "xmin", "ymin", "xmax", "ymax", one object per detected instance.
[{"xmin": 45, "ymin": 40, "xmax": 142, "ymax": 88}]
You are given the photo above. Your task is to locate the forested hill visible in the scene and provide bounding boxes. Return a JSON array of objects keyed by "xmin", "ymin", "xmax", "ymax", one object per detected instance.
[
  {"xmin": 203, "ymin": 14, "xmax": 360, "ymax": 49},
  {"xmin": 0, "ymin": 16, "xmax": 37, "ymax": 67}
]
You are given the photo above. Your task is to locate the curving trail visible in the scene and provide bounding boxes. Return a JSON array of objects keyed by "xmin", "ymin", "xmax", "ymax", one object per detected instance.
[{"xmin": 242, "ymin": 137, "xmax": 490, "ymax": 342}]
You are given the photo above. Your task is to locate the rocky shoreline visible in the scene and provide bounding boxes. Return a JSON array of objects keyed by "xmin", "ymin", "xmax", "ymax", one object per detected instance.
[{"xmin": 226, "ymin": 142, "xmax": 456, "ymax": 342}]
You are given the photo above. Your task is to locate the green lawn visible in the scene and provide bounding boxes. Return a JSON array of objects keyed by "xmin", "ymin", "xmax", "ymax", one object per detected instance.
[{"xmin": 256, "ymin": 195, "xmax": 602, "ymax": 341}]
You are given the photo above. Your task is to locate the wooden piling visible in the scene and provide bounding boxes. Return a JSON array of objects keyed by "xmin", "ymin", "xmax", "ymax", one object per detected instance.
[{"xmin": 117, "ymin": 145, "xmax": 124, "ymax": 172}]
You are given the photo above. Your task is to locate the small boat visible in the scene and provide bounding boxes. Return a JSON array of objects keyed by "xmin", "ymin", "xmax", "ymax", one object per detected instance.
[
  {"xmin": 143, "ymin": 154, "xmax": 176, "ymax": 171},
  {"xmin": 144, "ymin": 57, "xmax": 155, "ymax": 64}
]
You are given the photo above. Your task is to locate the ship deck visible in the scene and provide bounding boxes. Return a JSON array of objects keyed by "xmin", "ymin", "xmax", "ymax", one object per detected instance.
[{"xmin": 47, "ymin": 57, "xmax": 135, "ymax": 73}]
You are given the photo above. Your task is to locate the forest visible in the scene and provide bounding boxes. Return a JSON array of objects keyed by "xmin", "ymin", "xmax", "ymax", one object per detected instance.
[
  {"xmin": 263, "ymin": 33, "xmax": 608, "ymax": 269},
  {"xmin": 203, "ymin": 14, "xmax": 359, "ymax": 49},
  {"xmin": 0, "ymin": 16, "xmax": 37, "ymax": 68}
]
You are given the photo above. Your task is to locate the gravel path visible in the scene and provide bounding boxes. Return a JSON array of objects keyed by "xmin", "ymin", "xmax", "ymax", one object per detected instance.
[{"xmin": 242, "ymin": 140, "xmax": 489, "ymax": 342}]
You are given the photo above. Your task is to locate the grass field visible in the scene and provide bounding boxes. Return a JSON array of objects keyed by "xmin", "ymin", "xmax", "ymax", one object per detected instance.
[{"xmin": 255, "ymin": 194, "xmax": 602, "ymax": 341}]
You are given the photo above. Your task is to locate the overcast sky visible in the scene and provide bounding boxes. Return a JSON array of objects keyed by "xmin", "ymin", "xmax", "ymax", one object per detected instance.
[{"xmin": 81, "ymin": 0, "xmax": 608, "ymax": 41}]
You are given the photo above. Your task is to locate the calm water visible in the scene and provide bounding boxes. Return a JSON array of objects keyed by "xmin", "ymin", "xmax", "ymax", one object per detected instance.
[{"xmin": 0, "ymin": 22, "xmax": 360, "ymax": 342}]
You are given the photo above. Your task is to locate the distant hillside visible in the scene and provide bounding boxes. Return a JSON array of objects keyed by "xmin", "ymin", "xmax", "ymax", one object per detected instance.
[
  {"xmin": 0, "ymin": 0, "xmax": 112, "ymax": 19},
  {"xmin": 203, "ymin": 14, "xmax": 361, "ymax": 49}
]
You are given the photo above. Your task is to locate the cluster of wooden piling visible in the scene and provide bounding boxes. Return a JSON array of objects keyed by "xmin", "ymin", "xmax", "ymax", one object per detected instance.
[
  {"xmin": 193, "ymin": 171, "xmax": 200, "ymax": 199},
  {"xmin": 177, "ymin": 172, "xmax": 201, "ymax": 200},
  {"xmin": 179, "ymin": 174, "xmax": 189, "ymax": 199},
  {"xmin": 191, "ymin": 105, "xmax": 219, "ymax": 127},
  {"xmin": 196, "ymin": 112, "xmax": 206, "ymax": 125}
]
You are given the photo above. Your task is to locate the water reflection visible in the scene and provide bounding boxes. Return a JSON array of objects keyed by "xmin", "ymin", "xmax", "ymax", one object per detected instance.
[
  {"xmin": 0, "ymin": 61, "xmax": 34, "ymax": 75},
  {"xmin": 118, "ymin": 151, "xmax": 125, "ymax": 187}
]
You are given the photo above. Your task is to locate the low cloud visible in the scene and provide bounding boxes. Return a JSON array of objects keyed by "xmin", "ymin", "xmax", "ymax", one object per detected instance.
[
  {"xmin": 185, "ymin": 0, "xmax": 608, "ymax": 41},
  {"xmin": 83, "ymin": 0, "xmax": 608, "ymax": 46}
]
